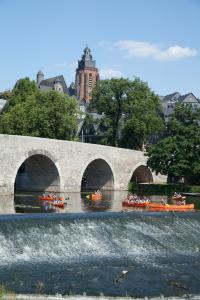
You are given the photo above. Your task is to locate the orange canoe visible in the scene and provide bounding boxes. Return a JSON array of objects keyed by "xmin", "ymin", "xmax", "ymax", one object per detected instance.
[
  {"xmin": 122, "ymin": 199, "xmax": 150, "ymax": 207},
  {"xmin": 148, "ymin": 203, "xmax": 194, "ymax": 211},
  {"xmin": 39, "ymin": 196, "xmax": 64, "ymax": 201},
  {"xmin": 91, "ymin": 194, "xmax": 102, "ymax": 201}
]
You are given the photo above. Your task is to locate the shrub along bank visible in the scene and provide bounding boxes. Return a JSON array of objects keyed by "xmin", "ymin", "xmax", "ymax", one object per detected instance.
[{"xmin": 129, "ymin": 183, "xmax": 200, "ymax": 195}]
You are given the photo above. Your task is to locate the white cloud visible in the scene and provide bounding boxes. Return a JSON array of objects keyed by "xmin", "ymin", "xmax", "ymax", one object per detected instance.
[
  {"xmin": 115, "ymin": 40, "xmax": 197, "ymax": 61},
  {"xmin": 116, "ymin": 40, "xmax": 159, "ymax": 58},
  {"xmin": 157, "ymin": 45, "xmax": 198, "ymax": 61},
  {"xmin": 99, "ymin": 68, "xmax": 124, "ymax": 79}
]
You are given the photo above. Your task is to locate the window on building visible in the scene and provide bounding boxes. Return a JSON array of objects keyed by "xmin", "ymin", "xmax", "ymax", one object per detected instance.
[{"xmin": 89, "ymin": 73, "xmax": 93, "ymax": 89}]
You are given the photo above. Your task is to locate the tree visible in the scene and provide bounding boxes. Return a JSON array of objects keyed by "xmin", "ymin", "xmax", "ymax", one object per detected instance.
[
  {"xmin": 0, "ymin": 78, "xmax": 79, "ymax": 140},
  {"xmin": 146, "ymin": 104, "xmax": 200, "ymax": 184},
  {"xmin": 8, "ymin": 77, "xmax": 38, "ymax": 108},
  {"xmin": 90, "ymin": 77, "xmax": 164, "ymax": 149}
]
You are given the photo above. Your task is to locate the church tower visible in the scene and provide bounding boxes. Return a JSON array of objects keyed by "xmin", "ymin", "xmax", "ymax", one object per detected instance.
[
  {"xmin": 75, "ymin": 46, "xmax": 99, "ymax": 103},
  {"xmin": 37, "ymin": 70, "xmax": 44, "ymax": 85}
]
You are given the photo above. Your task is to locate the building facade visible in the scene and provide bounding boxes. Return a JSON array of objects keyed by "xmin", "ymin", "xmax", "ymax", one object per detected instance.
[
  {"xmin": 75, "ymin": 46, "xmax": 99, "ymax": 104},
  {"xmin": 160, "ymin": 92, "xmax": 200, "ymax": 118}
]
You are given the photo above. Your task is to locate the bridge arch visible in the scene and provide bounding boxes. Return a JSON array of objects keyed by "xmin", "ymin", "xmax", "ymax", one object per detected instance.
[
  {"xmin": 129, "ymin": 162, "xmax": 153, "ymax": 185},
  {"xmin": 12, "ymin": 150, "xmax": 64, "ymax": 193},
  {"xmin": 80, "ymin": 156, "xmax": 115, "ymax": 191}
]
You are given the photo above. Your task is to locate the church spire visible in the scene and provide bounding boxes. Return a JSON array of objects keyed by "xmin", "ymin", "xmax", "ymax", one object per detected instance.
[{"xmin": 78, "ymin": 46, "xmax": 96, "ymax": 69}]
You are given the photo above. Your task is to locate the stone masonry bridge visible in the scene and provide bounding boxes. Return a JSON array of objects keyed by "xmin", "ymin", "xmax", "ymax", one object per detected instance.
[{"xmin": 0, "ymin": 134, "xmax": 165, "ymax": 195}]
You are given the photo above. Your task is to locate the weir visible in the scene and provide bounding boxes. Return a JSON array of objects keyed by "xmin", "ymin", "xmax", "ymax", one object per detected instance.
[{"xmin": 0, "ymin": 212, "xmax": 199, "ymax": 297}]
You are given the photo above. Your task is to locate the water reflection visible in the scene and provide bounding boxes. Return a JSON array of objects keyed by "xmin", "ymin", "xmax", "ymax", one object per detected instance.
[
  {"xmin": 81, "ymin": 191, "xmax": 114, "ymax": 212},
  {"xmin": 0, "ymin": 191, "xmax": 199, "ymax": 214},
  {"xmin": 11, "ymin": 191, "xmax": 127, "ymax": 214}
]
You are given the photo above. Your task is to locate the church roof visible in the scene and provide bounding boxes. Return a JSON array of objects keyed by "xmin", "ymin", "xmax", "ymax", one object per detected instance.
[
  {"xmin": 37, "ymin": 70, "xmax": 44, "ymax": 75},
  {"xmin": 39, "ymin": 75, "xmax": 68, "ymax": 94},
  {"xmin": 78, "ymin": 46, "xmax": 96, "ymax": 69}
]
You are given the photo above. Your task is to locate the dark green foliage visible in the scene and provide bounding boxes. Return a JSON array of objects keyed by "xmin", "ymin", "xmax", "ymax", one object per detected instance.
[
  {"xmin": 129, "ymin": 182, "xmax": 189, "ymax": 195},
  {"xmin": 147, "ymin": 104, "xmax": 200, "ymax": 184},
  {"xmin": 90, "ymin": 77, "xmax": 164, "ymax": 149},
  {"xmin": 8, "ymin": 77, "xmax": 38, "ymax": 108},
  {"xmin": 129, "ymin": 182, "xmax": 200, "ymax": 195},
  {"xmin": 0, "ymin": 78, "xmax": 79, "ymax": 140}
]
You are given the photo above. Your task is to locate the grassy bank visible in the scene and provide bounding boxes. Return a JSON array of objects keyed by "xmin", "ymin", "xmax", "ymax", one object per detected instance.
[
  {"xmin": 129, "ymin": 183, "xmax": 200, "ymax": 195},
  {"xmin": 0, "ymin": 284, "xmax": 15, "ymax": 299}
]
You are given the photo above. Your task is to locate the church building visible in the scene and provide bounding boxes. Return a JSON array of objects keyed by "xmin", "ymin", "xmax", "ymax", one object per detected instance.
[
  {"xmin": 75, "ymin": 46, "xmax": 99, "ymax": 104},
  {"xmin": 36, "ymin": 46, "xmax": 99, "ymax": 104},
  {"xmin": 36, "ymin": 70, "xmax": 69, "ymax": 95}
]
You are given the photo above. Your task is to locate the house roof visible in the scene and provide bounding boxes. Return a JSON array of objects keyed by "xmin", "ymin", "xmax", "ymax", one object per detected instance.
[
  {"xmin": 178, "ymin": 93, "xmax": 200, "ymax": 103},
  {"xmin": 39, "ymin": 75, "xmax": 69, "ymax": 94},
  {"xmin": 160, "ymin": 92, "xmax": 181, "ymax": 102}
]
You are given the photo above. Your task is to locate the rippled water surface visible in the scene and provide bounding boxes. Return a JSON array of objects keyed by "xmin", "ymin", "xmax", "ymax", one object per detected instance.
[
  {"xmin": 0, "ymin": 192, "xmax": 200, "ymax": 297},
  {"xmin": 0, "ymin": 191, "xmax": 199, "ymax": 214},
  {"xmin": 0, "ymin": 212, "xmax": 200, "ymax": 296}
]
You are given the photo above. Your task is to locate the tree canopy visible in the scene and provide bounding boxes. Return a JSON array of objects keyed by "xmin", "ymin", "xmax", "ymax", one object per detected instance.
[
  {"xmin": 0, "ymin": 78, "xmax": 79, "ymax": 140},
  {"xmin": 90, "ymin": 77, "xmax": 164, "ymax": 149},
  {"xmin": 147, "ymin": 104, "xmax": 200, "ymax": 184}
]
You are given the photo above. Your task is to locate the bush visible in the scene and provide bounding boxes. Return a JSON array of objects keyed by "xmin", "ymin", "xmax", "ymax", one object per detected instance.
[
  {"xmin": 0, "ymin": 284, "xmax": 15, "ymax": 299},
  {"xmin": 129, "ymin": 183, "xmax": 189, "ymax": 195}
]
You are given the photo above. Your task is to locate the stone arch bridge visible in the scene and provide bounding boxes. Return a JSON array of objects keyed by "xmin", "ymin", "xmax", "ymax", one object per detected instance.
[{"xmin": 0, "ymin": 135, "xmax": 165, "ymax": 195}]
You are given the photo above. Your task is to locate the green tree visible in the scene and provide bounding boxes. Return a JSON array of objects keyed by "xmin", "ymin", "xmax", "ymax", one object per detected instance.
[
  {"xmin": 0, "ymin": 78, "xmax": 79, "ymax": 140},
  {"xmin": 147, "ymin": 104, "xmax": 200, "ymax": 184},
  {"xmin": 8, "ymin": 77, "xmax": 38, "ymax": 108},
  {"xmin": 90, "ymin": 77, "xmax": 164, "ymax": 149}
]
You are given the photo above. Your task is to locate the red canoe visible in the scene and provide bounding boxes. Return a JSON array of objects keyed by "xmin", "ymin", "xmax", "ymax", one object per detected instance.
[
  {"xmin": 39, "ymin": 196, "xmax": 64, "ymax": 201},
  {"xmin": 49, "ymin": 200, "xmax": 65, "ymax": 208},
  {"xmin": 122, "ymin": 199, "xmax": 150, "ymax": 208}
]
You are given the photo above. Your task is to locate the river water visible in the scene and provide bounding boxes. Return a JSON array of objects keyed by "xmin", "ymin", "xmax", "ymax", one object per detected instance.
[{"xmin": 0, "ymin": 192, "xmax": 200, "ymax": 297}]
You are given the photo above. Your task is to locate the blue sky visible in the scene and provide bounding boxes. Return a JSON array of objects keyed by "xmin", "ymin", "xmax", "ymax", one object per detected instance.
[{"xmin": 0, "ymin": 0, "xmax": 200, "ymax": 97}]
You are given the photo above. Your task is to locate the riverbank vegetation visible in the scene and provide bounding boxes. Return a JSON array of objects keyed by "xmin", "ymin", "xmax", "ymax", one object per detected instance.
[
  {"xmin": 129, "ymin": 183, "xmax": 200, "ymax": 195},
  {"xmin": 146, "ymin": 104, "xmax": 200, "ymax": 185},
  {"xmin": 0, "ymin": 284, "xmax": 15, "ymax": 299},
  {"xmin": 89, "ymin": 77, "xmax": 164, "ymax": 149},
  {"xmin": 0, "ymin": 78, "xmax": 79, "ymax": 140}
]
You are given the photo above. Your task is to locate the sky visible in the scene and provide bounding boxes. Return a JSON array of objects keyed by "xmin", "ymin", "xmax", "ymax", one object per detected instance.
[{"xmin": 0, "ymin": 0, "xmax": 200, "ymax": 97}]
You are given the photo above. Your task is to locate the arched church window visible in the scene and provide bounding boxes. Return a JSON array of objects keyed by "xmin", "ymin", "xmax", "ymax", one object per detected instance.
[{"xmin": 89, "ymin": 73, "xmax": 93, "ymax": 89}]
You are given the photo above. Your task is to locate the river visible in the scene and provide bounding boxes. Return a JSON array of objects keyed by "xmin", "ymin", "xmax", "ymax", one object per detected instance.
[{"xmin": 0, "ymin": 192, "xmax": 200, "ymax": 298}]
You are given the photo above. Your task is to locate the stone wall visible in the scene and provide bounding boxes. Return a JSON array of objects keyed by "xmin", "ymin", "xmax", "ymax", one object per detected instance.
[{"xmin": 0, "ymin": 134, "xmax": 166, "ymax": 195}]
